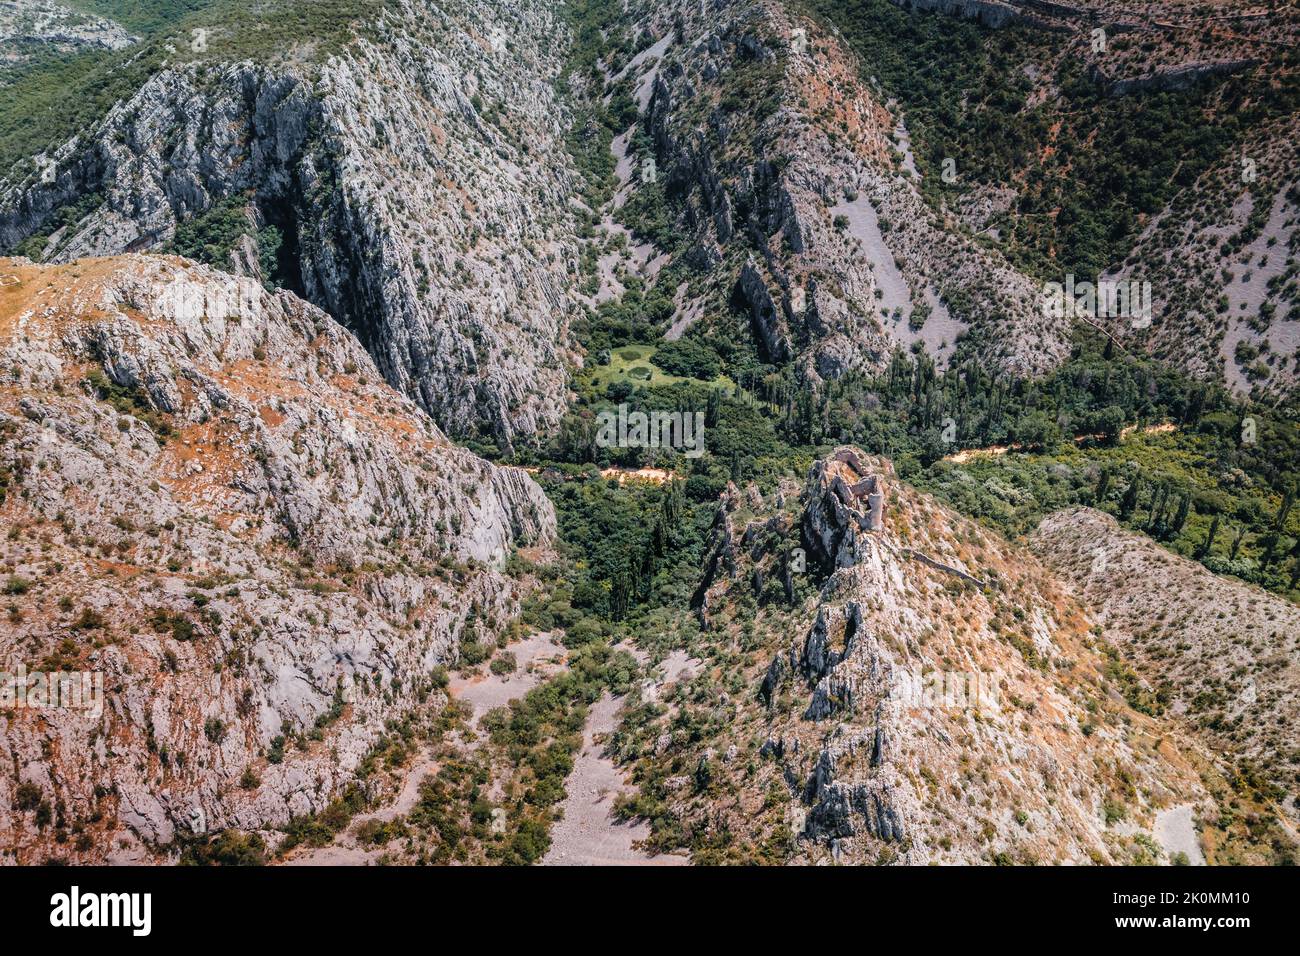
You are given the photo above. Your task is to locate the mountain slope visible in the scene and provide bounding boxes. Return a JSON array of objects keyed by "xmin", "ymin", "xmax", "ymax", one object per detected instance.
[
  {"xmin": 0, "ymin": 253, "xmax": 552, "ymax": 863},
  {"xmin": 0, "ymin": 0, "xmax": 583, "ymax": 449},
  {"xmin": 809, "ymin": 0, "xmax": 1300, "ymax": 399},
  {"xmin": 0, "ymin": 0, "xmax": 135, "ymax": 58},
  {"xmin": 609, "ymin": 448, "xmax": 1281, "ymax": 864},
  {"xmin": 582, "ymin": 0, "xmax": 1067, "ymax": 384},
  {"xmin": 1032, "ymin": 507, "xmax": 1300, "ymax": 827}
]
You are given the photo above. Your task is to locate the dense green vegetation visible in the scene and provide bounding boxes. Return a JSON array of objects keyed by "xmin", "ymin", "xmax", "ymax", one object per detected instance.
[
  {"xmin": 801, "ymin": 0, "xmax": 1300, "ymax": 279},
  {"xmin": 64, "ymin": 0, "xmax": 220, "ymax": 34},
  {"xmin": 520, "ymin": 258, "xmax": 1300, "ymax": 602},
  {"xmin": 0, "ymin": 0, "xmax": 387, "ymax": 179},
  {"xmin": 812, "ymin": 342, "xmax": 1300, "ymax": 599},
  {"xmin": 539, "ymin": 476, "xmax": 715, "ymax": 624},
  {"xmin": 0, "ymin": 46, "xmax": 160, "ymax": 178},
  {"xmin": 162, "ymin": 190, "xmax": 285, "ymax": 288},
  {"xmin": 652, "ymin": 338, "xmax": 723, "ymax": 380},
  {"xmin": 180, "ymin": 829, "xmax": 267, "ymax": 865},
  {"xmin": 169, "ymin": 193, "xmax": 253, "ymax": 267}
]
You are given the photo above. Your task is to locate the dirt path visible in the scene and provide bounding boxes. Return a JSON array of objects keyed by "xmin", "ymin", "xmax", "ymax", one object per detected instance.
[
  {"xmin": 284, "ymin": 636, "xmax": 696, "ymax": 866},
  {"xmin": 541, "ymin": 650, "xmax": 697, "ymax": 866},
  {"xmin": 522, "ymin": 465, "xmax": 678, "ymax": 485},
  {"xmin": 942, "ymin": 422, "xmax": 1178, "ymax": 464},
  {"xmin": 599, "ymin": 466, "xmax": 676, "ymax": 485},
  {"xmin": 542, "ymin": 692, "xmax": 687, "ymax": 866}
]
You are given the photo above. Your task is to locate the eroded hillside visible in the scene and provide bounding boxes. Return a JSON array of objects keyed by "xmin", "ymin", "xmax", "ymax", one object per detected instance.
[
  {"xmin": 1, "ymin": 0, "xmax": 583, "ymax": 449},
  {"xmin": 574, "ymin": 0, "xmax": 1067, "ymax": 387},
  {"xmin": 1033, "ymin": 507, "xmax": 1300, "ymax": 831},
  {"xmin": 0, "ymin": 254, "xmax": 552, "ymax": 862},
  {"xmin": 739, "ymin": 0, "xmax": 1300, "ymax": 402}
]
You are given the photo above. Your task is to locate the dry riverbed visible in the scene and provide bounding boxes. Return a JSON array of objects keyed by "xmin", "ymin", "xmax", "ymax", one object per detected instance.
[
  {"xmin": 282, "ymin": 632, "xmax": 567, "ymax": 865},
  {"xmin": 543, "ymin": 650, "xmax": 697, "ymax": 866}
]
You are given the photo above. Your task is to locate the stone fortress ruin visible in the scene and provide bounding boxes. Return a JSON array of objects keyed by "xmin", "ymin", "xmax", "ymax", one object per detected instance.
[{"xmin": 823, "ymin": 448, "xmax": 887, "ymax": 532}]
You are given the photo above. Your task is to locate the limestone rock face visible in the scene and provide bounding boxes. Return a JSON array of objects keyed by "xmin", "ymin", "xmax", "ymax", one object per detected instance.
[
  {"xmin": 608, "ymin": 0, "xmax": 1297, "ymax": 400},
  {"xmin": 0, "ymin": 255, "xmax": 554, "ymax": 862},
  {"xmin": 887, "ymin": 0, "xmax": 1043, "ymax": 30},
  {"xmin": 0, "ymin": 0, "xmax": 582, "ymax": 448},
  {"xmin": 1096, "ymin": 58, "xmax": 1259, "ymax": 97},
  {"xmin": 627, "ymin": 0, "xmax": 1068, "ymax": 382}
]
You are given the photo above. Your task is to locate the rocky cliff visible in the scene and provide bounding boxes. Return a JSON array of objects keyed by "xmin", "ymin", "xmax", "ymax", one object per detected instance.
[
  {"xmin": 0, "ymin": 0, "xmax": 583, "ymax": 450},
  {"xmin": 602, "ymin": 0, "xmax": 1067, "ymax": 384},
  {"xmin": 0, "ymin": 254, "xmax": 553, "ymax": 862}
]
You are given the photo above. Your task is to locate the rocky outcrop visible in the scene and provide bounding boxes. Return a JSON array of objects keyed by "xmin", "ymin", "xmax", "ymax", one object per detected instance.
[
  {"xmin": 1096, "ymin": 59, "xmax": 1260, "ymax": 97},
  {"xmin": 691, "ymin": 483, "xmax": 741, "ymax": 627},
  {"xmin": 0, "ymin": 0, "xmax": 136, "ymax": 54},
  {"xmin": 0, "ymin": 255, "xmax": 554, "ymax": 862},
  {"xmin": 677, "ymin": 447, "xmax": 1221, "ymax": 863},
  {"xmin": 801, "ymin": 448, "xmax": 890, "ymax": 572},
  {"xmin": 887, "ymin": 0, "xmax": 1027, "ymax": 30},
  {"xmin": 736, "ymin": 258, "xmax": 790, "ymax": 363},
  {"xmin": 0, "ymin": 0, "xmax": 581, "ymax": 449},
  {"xmin": 804, "ymin": 736, "xmax": 909, "ymax": 843}
]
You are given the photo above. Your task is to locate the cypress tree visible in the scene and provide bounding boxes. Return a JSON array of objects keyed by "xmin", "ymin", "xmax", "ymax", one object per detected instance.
[
  {"xmin": 1261, "ymin": 532, "xmax": 1278, "ymax": 570},
  {"xmin": 1276, "ymin": 486, "xmax": 1295, "ymax": 532},
  {"xmin": 1095, "ymin": 468, "xmax": 1111, "ymax": 505},
  {"xmin": 1197, "ymin": 513, "xmax": 1220, "ymax": 559},
  {"xmin": 1170, "ymin": 492, "xmax": 1190, "ymax": 537},
  {"xmin": 1147, "ymin": 484, "xmax": 1168, "ymax": 531},
  {"xmin": 1119, "ymin": 474, "xmax": 1141, "ymax": 520}
]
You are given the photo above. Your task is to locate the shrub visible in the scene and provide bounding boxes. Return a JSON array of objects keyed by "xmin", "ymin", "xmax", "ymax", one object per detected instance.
[
  {"xmin": 72, "ymin": 608, "xmax": 104, "ymax": 630},
  {"xmin": 651, "ymin": 338, "xmax": 722, "ymax": 380},
  {"xmin": 15, "ymin": 782, "xmax": 42, "ymax": 811},
  {"xmin": 459, "ymin": 641, "xmax": 489, "ymax": 667},
  {"xmin": 181, "ymin": 831, "xmax": 267, "ymax": 866}
]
